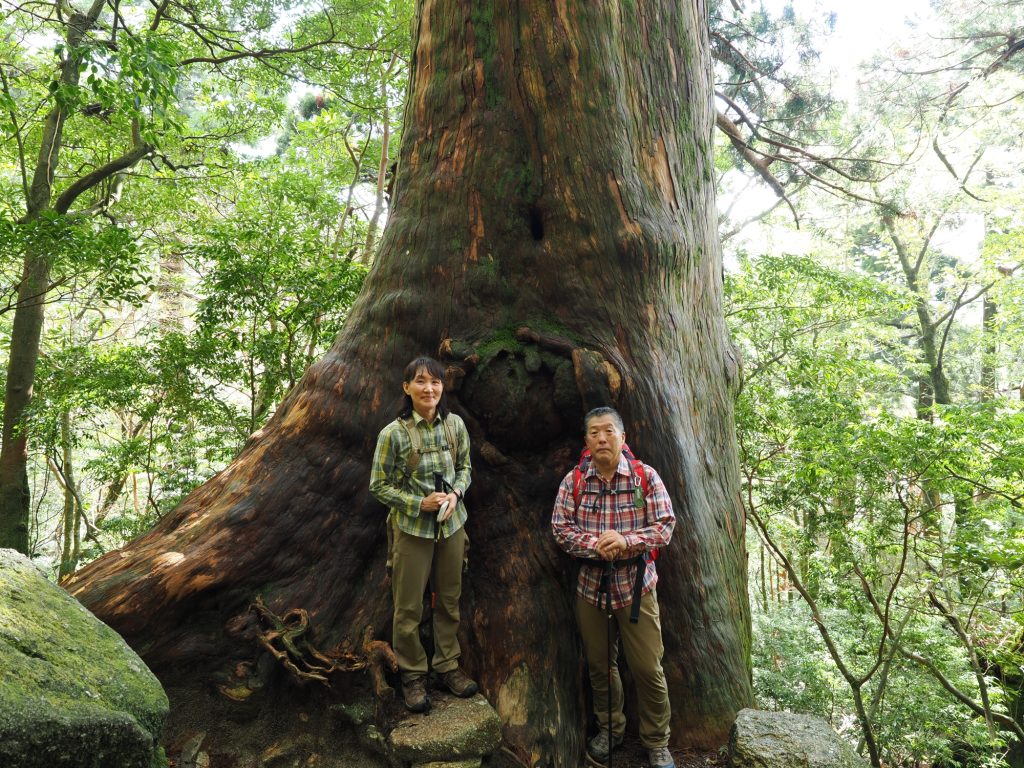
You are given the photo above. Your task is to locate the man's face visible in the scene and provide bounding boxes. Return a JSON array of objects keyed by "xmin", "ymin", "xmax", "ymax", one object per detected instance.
[{"xmin": 585, "ymin": 415, "xmax": 625, "ymax": 468}]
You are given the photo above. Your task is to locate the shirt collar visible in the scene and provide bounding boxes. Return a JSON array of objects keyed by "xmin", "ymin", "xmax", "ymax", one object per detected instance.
[
  {"xmin": 411, "ymin": 410, "xmax": 440, "ymax": 426},
  {"xmin": 584, "ymin": 453, "xmax": 629, "ymax": 479}
]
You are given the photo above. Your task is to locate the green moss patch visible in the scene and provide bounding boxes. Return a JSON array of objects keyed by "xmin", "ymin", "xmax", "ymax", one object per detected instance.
[{"xmin": 0, "ymin": 549, "xmax": 169, "ymax": 768}]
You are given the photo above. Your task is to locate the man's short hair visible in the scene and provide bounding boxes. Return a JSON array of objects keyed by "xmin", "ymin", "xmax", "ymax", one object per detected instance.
[{"xmin": 583, "ymin": 407, "xmax": 624, "ymax": 433}]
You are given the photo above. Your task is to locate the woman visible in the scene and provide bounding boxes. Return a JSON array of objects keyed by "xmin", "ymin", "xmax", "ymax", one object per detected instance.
[{"xmin": 369, "ymin": 356, "xmax": 477, "ymax": 712}]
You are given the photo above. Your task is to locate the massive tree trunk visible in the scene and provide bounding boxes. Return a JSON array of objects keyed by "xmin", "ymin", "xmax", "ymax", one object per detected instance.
[{"xmin": 71, "ymin": 0, "xmax": 752, "ymax": 763}]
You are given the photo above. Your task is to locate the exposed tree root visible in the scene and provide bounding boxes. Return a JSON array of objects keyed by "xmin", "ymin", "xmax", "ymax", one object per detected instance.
[{"xmin": 248, "ymin": 596, "xmax": 398, "ymax": 698}]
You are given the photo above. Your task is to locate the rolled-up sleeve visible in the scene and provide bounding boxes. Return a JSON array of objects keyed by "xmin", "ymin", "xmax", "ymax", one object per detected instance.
[{"xmin": 369, "ymin": 425, "xmax": 422, "ymax": 517}]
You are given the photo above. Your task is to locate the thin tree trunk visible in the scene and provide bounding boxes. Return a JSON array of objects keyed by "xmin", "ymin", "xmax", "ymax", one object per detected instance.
[
  {"xmin": 883, "ymin": 216, "xmax": 950, "ymax": 407},
  {"xmin": 759, "ymin": 543, "xmax": 768, "ymax": 611},
  {"xmin": 360, "ymin": 55, "xmax": 399, "ymax": 265},
  {"xmin": 59, "ymin": 410, "xmax": 77, "ymax": 579},
  {"xmin": 857, "ymin": 607, "xmax": 914, "ymax": 754},
  {"xmin": 981, "ymin": 293, "xmax": 997, "ymax": 398},
  {"xmin": 158, "ymin": 249, "xmax": 186, "ymax": 333},
  {"xmin": 333, "ymin": 126, "xmax": 371, "ymax": 259},
  {"xmin": 0, "ymin": 250, "xmax": 49, "ymax": 552}
]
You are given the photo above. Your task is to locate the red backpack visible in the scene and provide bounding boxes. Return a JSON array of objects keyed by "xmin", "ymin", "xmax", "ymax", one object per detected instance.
[
  {"xmin": 572, "ymin": 442, "xmax": 647, "ymax": 505},
  {"xmin": 570, "ymin": 443, "xmax": 659, "ymax": 563}
]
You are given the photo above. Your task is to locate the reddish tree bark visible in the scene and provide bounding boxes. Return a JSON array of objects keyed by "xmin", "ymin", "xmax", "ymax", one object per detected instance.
[{"xmin": 71, "ymin": 0, "xmax": 752, "ymax": 763}]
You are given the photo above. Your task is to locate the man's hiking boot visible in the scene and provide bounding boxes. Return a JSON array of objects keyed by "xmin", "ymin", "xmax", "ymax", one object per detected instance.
[
  {"xmin": 648, "ymin": 746, "xmax": 676, "ymax": 768},
  {"xmin": 439, "ymin": 668, "xmax": 479, "ymax": 697},
  {"xmin": 586, "ymin": 729, "xmax": 623, "ymax": 762},
  {"xmin": 402, "ymin": 676, "xmax": 430, "ymax": 712}
]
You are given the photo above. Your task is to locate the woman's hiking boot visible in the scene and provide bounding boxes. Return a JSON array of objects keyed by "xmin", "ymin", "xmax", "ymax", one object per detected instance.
[{"xmin": 402, "ymin": 676, "xmax": 430, "ymax": 712}]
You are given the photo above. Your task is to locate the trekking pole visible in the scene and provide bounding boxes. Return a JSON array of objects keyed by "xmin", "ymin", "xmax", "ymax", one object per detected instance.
[
  {"xmin": 433, "ymin": 473, "xmax": 446, "ymax": 542},
  {"xmin": 604, "ymin": 559, "xmax": 614, "ymax": 768}
]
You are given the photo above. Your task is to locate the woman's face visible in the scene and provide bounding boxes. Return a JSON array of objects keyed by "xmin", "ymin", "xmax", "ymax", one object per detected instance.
[{"xmin": 403, "ymin": 366, "xmax": 444, "ymax": 417}]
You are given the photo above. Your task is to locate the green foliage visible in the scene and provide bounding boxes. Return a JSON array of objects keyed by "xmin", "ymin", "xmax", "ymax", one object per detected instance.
[
  {"xmin": 185, "ymin": 169, "xmax": 368, "ymax": 431},
  {"xmin": 0, "ymin": 213, "xmax": 151, "ymax": 309},
  {"xmin": 0, "ymin": 0, "xmax": 407, "ymax": 564},
  {"xmin": 752, "ymin": 601, "xmax": 853, "ymax": 719},
  {"xmin": 79, "ymin": 32, "xmax": 184, "ymax": 144},
  {"xmin": 731, "ymin": 246, "xmax": 1024, "ymax": 766}
]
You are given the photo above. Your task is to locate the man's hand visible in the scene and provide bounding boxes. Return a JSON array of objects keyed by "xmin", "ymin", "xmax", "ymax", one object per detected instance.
[{"xmin": 595, "ymin": 530, "xmax": 627, "ymax": 560}]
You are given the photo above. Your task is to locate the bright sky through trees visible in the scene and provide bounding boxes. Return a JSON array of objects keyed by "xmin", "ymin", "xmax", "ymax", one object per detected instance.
[{"xmin": 721, "ymin": 0, "xmax": 988, "ymax": 267}]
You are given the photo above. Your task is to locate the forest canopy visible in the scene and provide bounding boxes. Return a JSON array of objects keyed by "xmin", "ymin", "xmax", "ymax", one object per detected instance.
[{"xmin": 1, "ymin": 0, "xmax": 1022, "ymax": 766}]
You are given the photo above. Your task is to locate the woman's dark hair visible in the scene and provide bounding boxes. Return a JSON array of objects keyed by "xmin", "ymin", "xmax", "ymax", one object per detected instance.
[{"xmin": 398, "ymin": 356, "xmax": 449, "ymax": 418}]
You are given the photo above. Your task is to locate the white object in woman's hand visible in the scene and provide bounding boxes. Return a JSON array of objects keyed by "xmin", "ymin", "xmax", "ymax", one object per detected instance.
[{"xmin": 438, "ymin": 492, "xmax": 459, "ymax": 522}]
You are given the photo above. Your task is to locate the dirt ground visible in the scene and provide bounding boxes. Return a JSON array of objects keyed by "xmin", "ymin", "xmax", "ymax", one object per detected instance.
[{"xmin": 584, "ymin": 735, "xmax": 727, "ymax": 768}]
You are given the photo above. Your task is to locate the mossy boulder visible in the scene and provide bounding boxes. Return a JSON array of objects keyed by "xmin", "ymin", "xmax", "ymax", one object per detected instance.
[
  {"xmin": 0, "ymin": 549, "xmax": 169, "ymax": 768},
  {"xmin": 387, "ymin": 693, "xmax": 502, "ymax": 767},
  {"xmin": 728, "ymin": 708, "xmax": 869, "ymax": 768}
]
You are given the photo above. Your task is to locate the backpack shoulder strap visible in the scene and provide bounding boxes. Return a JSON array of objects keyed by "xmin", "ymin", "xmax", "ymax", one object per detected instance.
[
  {"xmin": 629, "ymin": 459, "xmax": 649, "ymax": 497},
  {"xmin": 571, "ymin": 448, "xmax": 592, "ymax": 511},
  {"xmin": 621, "ymin": 444, "xmax": 650, "ymax": 498},
  {"xmin": 623, "ymin": 451, "xmax": 659, "ymax": 563},
  {"xmin": 442, "ymin": 414, "xmax": 460, "ymax": 464},
  {"xmin": 571, "ymin": 445, "xmax": 651, "ymax": 510},
  {"xmin": 397, "ymin": 416, "xmax": 422, "ymax": 478}
]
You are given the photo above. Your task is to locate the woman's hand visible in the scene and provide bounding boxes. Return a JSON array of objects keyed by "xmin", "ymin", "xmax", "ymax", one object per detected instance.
[
  {"xmin": 437, "ymin": 492, "xmax": 459, "ymax": 523},
  {"xmin": 420, "ymin": 492, "xmax": 449, "ymax": 513}
]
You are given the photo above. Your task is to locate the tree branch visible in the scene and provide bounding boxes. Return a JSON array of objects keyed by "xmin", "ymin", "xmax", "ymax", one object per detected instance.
[
  {"xmin": 45, "ymin": 456, "xmax": 100, "ymax": 540},
  {"xmin": 53, "ymin": 137, "xmax": 152, "ymax": 214},
  {"xmin": 0, "ymin": 65, "xmax": 31, "ymax": 206},
  {"xmin": 936, "ymin": 280, "xmax": 970, "ymax": 374},
  {"xmin": 148, "ymin": 0, "xmax": 171, "ymax": 31},
  {"xmin": 932, "ymin": 261, "xmax": 1024, "ymax": 329},
  {"xmin": 932, "ymin": 141, "xmax": 987, "ymax": 201},
  {"xmin": 928, "ymin": 589, "xmax": 996, "ymax": 736},
  {"xmin": 178, "ymin": 20, "xmax": 341, "ymax": 67},
  {"xmin": 715, "ymin": 108, "xmax": 799, "ymax": 225}
]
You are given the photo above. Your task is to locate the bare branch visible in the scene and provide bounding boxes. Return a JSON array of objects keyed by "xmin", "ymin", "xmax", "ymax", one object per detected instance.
[
  {"xmin": 148, "ymin": 0, "xmax": 171, "ymax": 31},
  {"xmin": 715, "ymin": 108, "xmax": 799, "ymax": 225},
  {"xmin": 720, "ymin": 197, "xmax": 787, "ymax": 242},
  {"xmin": 940, "ymin": 467, "xmax": 1024, "ymax": 508},
  {"xmin": 932, "ymin": 261, "xmax": 1024, "ymax": 328},
  {"xmin": 178, "ymin": 15, "xmax": 341, "ymax": 67}
]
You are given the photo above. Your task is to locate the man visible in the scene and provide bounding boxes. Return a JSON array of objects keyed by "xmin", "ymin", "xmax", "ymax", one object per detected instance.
[{"xmin": 551, "ymin": 407, "xmax": 676, "ymax": 768}]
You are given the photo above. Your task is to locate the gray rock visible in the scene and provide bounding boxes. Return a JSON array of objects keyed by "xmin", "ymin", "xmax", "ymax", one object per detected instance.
[
  {"xmin": 388, "ymin": 694, "xmax": 502, "ymax": 767},
  {"xmin": 728, "ymin": 708, "xmax": 869, "ymax": 768},
  {"xmin": 0, "ymin": 549, "xmax": 169, "ymax": 768}
]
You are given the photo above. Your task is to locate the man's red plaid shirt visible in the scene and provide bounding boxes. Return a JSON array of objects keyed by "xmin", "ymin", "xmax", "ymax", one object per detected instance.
[{"xmin": 551, "ymin": 454, "xmax": 676, "ymax": 610}]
